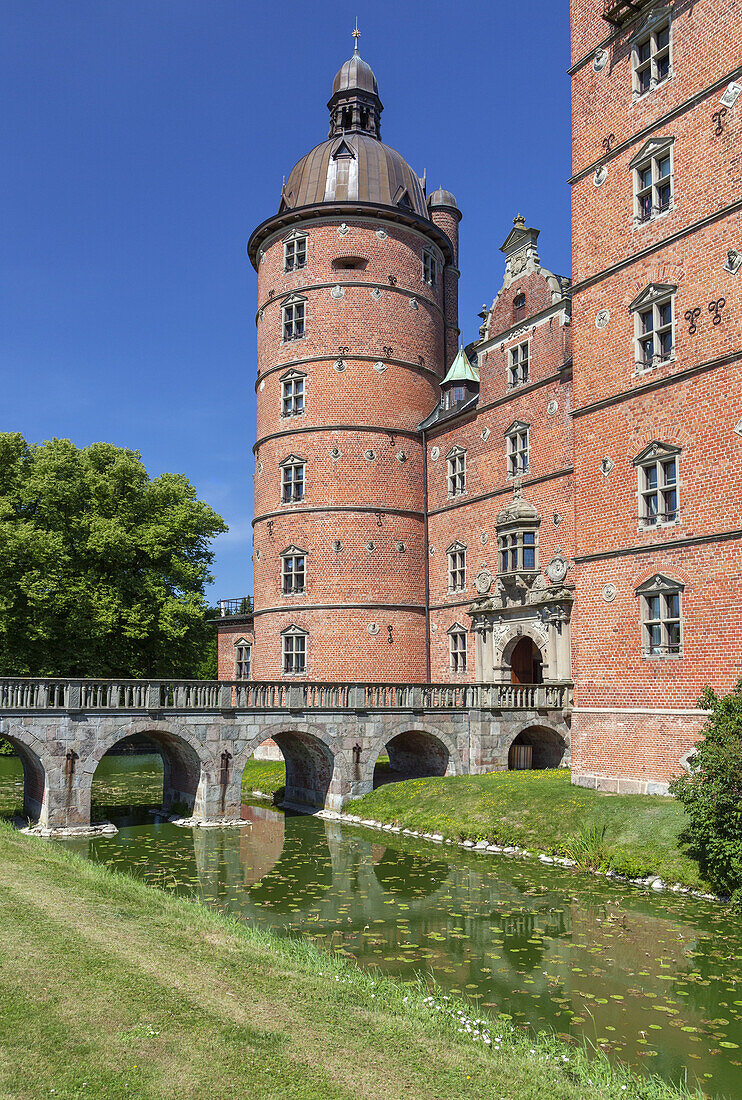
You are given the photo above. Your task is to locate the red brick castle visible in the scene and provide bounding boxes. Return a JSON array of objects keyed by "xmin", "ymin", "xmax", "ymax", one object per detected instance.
[{"xmin": 217, "ymin": 4, "xmax": 742, "ymax": 795}]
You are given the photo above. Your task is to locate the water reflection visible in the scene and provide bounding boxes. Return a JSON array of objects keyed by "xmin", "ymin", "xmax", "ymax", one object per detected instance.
[{"xmin": 1, "ymin": 755, "xmax": 740, "ymax": 1097}]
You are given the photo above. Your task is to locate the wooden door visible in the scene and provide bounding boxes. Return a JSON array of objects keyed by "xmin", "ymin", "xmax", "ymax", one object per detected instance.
[{"xmin": 510, "ymin": 637, "xmax": 535, "ymax": 684}]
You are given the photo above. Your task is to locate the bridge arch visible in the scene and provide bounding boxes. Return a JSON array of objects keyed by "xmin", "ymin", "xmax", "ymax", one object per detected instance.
[
  {"xmin": 506, "ymin": 721, "xmax": 569, "ymax": 770},
  {"xmin": 364, "ymin": 723, "xmax": 463, "ymax": 791},
  {"xmin": 81, "ymin": 720, "xmax": 211, "ymax": 822},
  {"xmin": 0, "ymin": 725, "xmax": 51, "ymax": 825},
  {"xmin": 238, "ymin": 725, "xmax": 340, "ymax": 812}
]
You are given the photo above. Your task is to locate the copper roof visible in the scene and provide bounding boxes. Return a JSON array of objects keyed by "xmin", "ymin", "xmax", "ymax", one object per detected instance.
[
  {"xmin": 282, "ymin": 133, "xmax": 428, "ymax": 217},
  {"xmin": 332, "ymin": 49, "xmax": 379, "ymax": 96}
]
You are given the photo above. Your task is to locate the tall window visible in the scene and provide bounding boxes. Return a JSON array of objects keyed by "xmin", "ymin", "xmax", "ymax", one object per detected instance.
[
  {"xmin": 282, "ymin": 627, "xmax": 307, "ymax": 673},
  {"xmin": 506, "ymin": 422, "xmax": 529, "ymax": 477},
  {"xmin": 630, "ymin": 284, "xmax": 675, "ymax": 370},
  {"xmin": 281, "ymin": 372, "xmax": 305, "ymax": 417},
  {"xmin": 498, "ymin": 530, "xmax": 537, "ymax": 573},
  {"xmin": 282, "ymin": 549, "xmax": 306, "ymax": 594},
  {"xmin": 634, "ymin": 443, "xmax": 680, "ymax": 527},
  {"xmin": 447, "ymin": 543, "xmax": 466, "ymax": 593},
  {"xmin": 447, "ymin": 447, "xmax": 466, "ymax": 497},
  {"xmin": 422, "ymin": 249, "xmax": 437, "ymax": 287},
  {"xmin": 282, "ymin": 299, "xmax": 305, "ymax": 341},
  {"xmin": 632, "ymin": 139, "xmax": 673, "ymax": 224},
  {"xmin": 637, "ymin": 575, "xmax": 683, "ymax": 659},
  {"xmin": 633, "ymin": 19, "xmax": 670, "ymax": 96},
  {"xmin": 508, "ymin": 342, "xmax": 529, "ymax": 387},
  {"xmin": 512, "ymin": 293, "xmax": 526, "ymax": 322},
  {"xmin": 235, "ymin": 641, "xmax": 251, "ymax": 680},
  {"xmin": 283, "ymin": 233, "xmax": 307, "ymax": 272},
  {"xmin": 449, "ymin": 626, "xmax": 467, "ymax": 673},
  {"xmin": 280, "ymin": 457, "xmax": 305, "ymax": 503}
]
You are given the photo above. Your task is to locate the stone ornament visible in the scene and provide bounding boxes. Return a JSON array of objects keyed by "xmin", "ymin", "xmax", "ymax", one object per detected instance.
[
  {"xmin": 373, "ymin": 360, "xmax": 388, "ymax": 374},
  {"xmin": 480, "ymin": 532, "xmax": 488, "ymax": 545},
  {"xmin": 331, "ymin": 285, "xmax": 345, "ymax": 299},
  {"xmin": 258, "ymin": 308, "xmax": 264, "ymax": 321},
  {"xmin": 430, "ymin": 446, "xmax": 440, "ymax": 460},
  {"xmin": 602, "ymin": 582, "xmax": 617, "ymax": 603},
  {"xmin": 553, "ymin": 512, "xmax": 562, "ymax": 527},
  {"xmin": 256, "ymin": 461, "xmax": 263, "ymax": 474},
  {"xmin": 595, "ymin": 309, "xmax": 610, "ymax": 329},
  {"xmin": 593, "ymin": 47, "xmax": 608, "ymax": 72},
  {"xmin": 255, "ymin": 549, "xmax": 261, "ymax": 560},
  {"xmin": 734, "ymin": 418, "xmax": 742, "ymax": 436},
  {"xmin": 409, "ymin": 297, "xmax": 419, "ymax": 310},
  {"xmin": 396, "ymin": 451, "xmax": 407, "ymax": 462},
  {"xmin": 334, "ymin": 359, "xmax": 347, "ymax": 372},
  {"xmin": 337, "ymin": 223, "xmax": 350, "ymax": 236},
  {"xmin": 547, "ymin": 400, "xmax": 558, "ymax": 415},
  {"xmin": 720, "ymin": 81, "xmax": 742, "ymax": 109},
  {"xmin": 371, "ymin": 288, "xmax": 383, "ymax": 300},
  {"xmin": 364, "ymin": 449, "xmax": 376, "ymax": 461},
  {"xmin": 259, "ymin": 380, "xmax": 265, "ymax": 392},
  {"xmin": 594, "ymin": 165, "xmax": 608, "ymax": 187},
  {"xmin": 329, "ymin": 447, "xmax": 341, "ymax": 459},
  {"xmin": 258, "ymin": 249, "xmax": 265, "ymax": 264},
  {"xmin": 546, "ymin": 555, "xmax": 569, "ymax": 584},
  {"xmin": 375, "ymin": 228, "xmax": 388, "ymax": 239},
  {"xmin": 430, "ymin": 623, "xmax": 438, "ymax": 633},
  {"xmin": 367, "ymin": 622, "xmax": 380, "ymax": 635},
  {"xmin": 429, "ymin": 545, "xmax": 435, "ymax": 554},
  {"xmin": 332, "ymin": 539, "xmax": 343, "ymax": 552},
  {"xmin": 724, "ymin": 249, "xmax": 742, "ymax": 274},
  {"xmin": 395, "ymin": 541, "xmax": 406, "ymax": 553},
  {"xmin": 600, "ymin": 456, "xmax": 615, "ymax": 476},
  {"xmin": 475, "ymin": 570, "xmax": 493, "ymax": 595},
  {"xmin": 366, "ymin": 541, "xmax": 375, "ymax": 552},
  {"xmin": 481, "ymin": 427, "xmax": 491, "ymax": 441}
]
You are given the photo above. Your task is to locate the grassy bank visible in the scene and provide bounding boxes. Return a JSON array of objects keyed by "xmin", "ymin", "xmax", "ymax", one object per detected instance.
[
  {"xmin": 0, "ymin": 824, "xmax": 700, "ymax": 1100},
  {"xmin": 241, "ymin": 756, "xmax": 285, "ymax": 798},
  {"xmin": 349, "ymin": 769, "xmax": 708, "ymax": 891}
]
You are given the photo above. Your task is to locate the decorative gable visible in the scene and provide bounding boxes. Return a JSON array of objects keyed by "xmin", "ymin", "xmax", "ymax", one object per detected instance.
[
  {"xmin": 447, "ymin": 621, "xmax": 468, "ymax": 635},
  {"xmin": 629, "ymin": 135, "xmax": 674, "ymax": 169},
  {"xmin": 628, "ymin": 282, "xmax": 677, "ymax": 312},
  {"xmin": 279, "ymin": 544, "xmax": 308, "ymax": 558},
  {"xmin": 446, "ymin": 445, "xmax": 467, "ymax": 460},
  {"xmin": 280, "ymin": 623, "xmax": 308, "ymax": 637},
  {"xmin": 278, "ymin": 453, "xmax": 306, "ymax": 467},
  {"xmin": 505, "ymin": 419, "xmax": 530, "ymax": 434},
  {"xmin": 632, "ymin": 440, "xmax": 681, "ymax": 466},
  {"xmin": 332, "ymin": 139, "xmax": 356, "ymax": 160},
  {"xmin": 279, "ymin": 367, "xmax": 307, "ymax": 382},
  {"xmin": 446, "ymin": 540, "xmax": 467, "ymax": 554},
  {"xmin": 281, "ymin": 292, "xmax": 307, "ymax": 307},
  {"xmin": 635, "ymin": 573, "xmax": 685, "ymax": 596}
]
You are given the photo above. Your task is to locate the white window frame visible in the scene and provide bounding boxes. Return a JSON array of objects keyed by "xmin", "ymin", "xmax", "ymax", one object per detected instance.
[
  {"xmin": 280, "ymin": 370, "xmax": 305, "ymax": 418},
  {"xmin": 629, "ymin": 283, "xmax": 676, "ymax": 373},
  {"xmin": 505, "ymin": 421, "xmax": 530, "ymax": 478},
  {"xmin": 631, "ymin": 138, "xmax": 674, "ymax": 226},
  {"xmin": 508, "ymin": 341, "xmax": 530, "ymax": 388},
  {"xmin": 634, "ymin": 442, "xmax": 680, "ymax": 529},
  {"xmin": 281, "ymin": 545, "xmax": 307, "ymax": 595},
  {"xmin": 632, "ymin": 15, "xmax": 671, "ymax": 99},
  {"xmin": 446, "ymin": 446, "xmax": 466, "ymax": 497},
  {"xmin": 283, "ymin": 231, "xmax": 308, "ymax": 273},
  {"xmin": 281, "ymin": 295, "xmax": 306, "ymax": 342},
  {"xmin": 281, "ymin": 625, "xmax": 307, "ymax": 674},
  {"xmin": 448, "ymin": 624, "xmax": 468, "ymax": 673},
  {"xmin": 636, "ymin": 574, "xmax": 683, "ymax": 660},
  {"xmin": 447, "ymin": 542, "xmax": 467, "ymax": 593},
  {"xmin": 234, "ymin": 638, "xmax": 251, "ymax": 680},
  {"xmin": 422, "ymin": 249, "xmax": 437, "ymax": 288},
  {"xmin": 279, "ymin": 455, "xmax": 306, "ymax": 504}
]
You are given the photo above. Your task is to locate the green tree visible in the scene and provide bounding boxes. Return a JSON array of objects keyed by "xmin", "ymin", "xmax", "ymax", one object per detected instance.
[
  {"xmin": 0, "ymin": 433, "xmax": 227, "ymax": 678},
  {"xmin": 670, "ymin": 682, "xmax": 742, "ymax": 908}
]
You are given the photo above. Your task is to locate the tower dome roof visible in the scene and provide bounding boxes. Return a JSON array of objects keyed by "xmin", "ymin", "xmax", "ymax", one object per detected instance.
[
  {"xmin": 428, "ymin": 187, "xmax": 458, "ymax": 210},
  {"xmin": 281, "ymin": 133, "xmax": 428, "ymax": 216},
  {"xmin": 332, "ymin": 49, "xmax": 379, "ymax": 96}
]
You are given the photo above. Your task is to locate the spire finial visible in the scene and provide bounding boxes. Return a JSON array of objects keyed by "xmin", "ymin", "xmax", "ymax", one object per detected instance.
[{"xmin": 352, "ymin": 19, "xmax": 361, "ymax": 51}]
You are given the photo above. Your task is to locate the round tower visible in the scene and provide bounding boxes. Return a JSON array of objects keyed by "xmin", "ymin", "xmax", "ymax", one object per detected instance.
[{"xmin": 247, "ymin": 38, "xmax": 460, "ymax": 682}]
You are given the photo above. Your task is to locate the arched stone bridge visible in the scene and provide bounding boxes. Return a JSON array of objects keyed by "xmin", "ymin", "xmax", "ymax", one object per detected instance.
[{"xmin": 0, "ymin": 678, "xmax": 572, "ymax": 833}]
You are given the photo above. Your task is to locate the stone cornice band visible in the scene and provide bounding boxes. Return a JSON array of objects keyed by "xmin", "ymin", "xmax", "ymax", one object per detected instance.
[{"xmin": 252, "ymin": 505, "xmax": 425, "ymax": 527}]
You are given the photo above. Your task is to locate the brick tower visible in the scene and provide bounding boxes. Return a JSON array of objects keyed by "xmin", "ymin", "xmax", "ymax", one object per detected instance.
[{"xmin": 245, "ymin": 36, "xmax": 461, "ymax": 681}]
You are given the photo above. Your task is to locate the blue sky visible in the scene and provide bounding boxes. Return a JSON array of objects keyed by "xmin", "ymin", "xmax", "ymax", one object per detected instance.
[{"xmin": 1, "ymin": 0, "xmax": 571, "ymax": 602}]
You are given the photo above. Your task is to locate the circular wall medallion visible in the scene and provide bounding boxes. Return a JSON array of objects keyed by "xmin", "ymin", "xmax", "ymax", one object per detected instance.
[
  {"xmin": 367, "ymin": 622, "xmax": 380, "ymax": 635},
  {"xmin": 430, "ymin": 446, "xmax": 440, "ymax": 461},
  {"xmin": 364, "ymin": 449, "xmax": 376, "ymax": 461},
  {"xmin": 475, "ymin": 570, "xmax": 493, "ymax": 595},
  {"xmin": 337, "ymin": 223, "xmax": 349, "ymax": 236},
  {"xmin": 334, "ymin": 358, "xmax": 347, "ymax": 372},
  {"xmin": 602, "ymin": 582, "xmax": 617, "ymax": 603},
  {"xmin": 332, "ymin": 539, "xmax": 343, "ymax": 553},
  {"xmin": 593, "ymin": 48, "xmax": 608, "ymax": 71},
  {"xmin": 430, "ymin": 623, "xmax": 438, "ymax": 633},
  {"xmin": 481, "ymin": 427, "xmax": 491, "ymax": 441},
  {"xmin": 600, "ymin": 456, "xmax": 615, "ymax": 476},
  {"xmin": 373, "ymin": 360, "xmax": 387, "ymax": 373},
  {"xmin": 546, "ymin": 556, "xmax": 569, "ymax": 583},
  {"xmin": 480, "ymin": 532, "xmax": 488, "ymax": 545},
  {"xmin": 331, "ymin": 284, "xmax": 345, "ymax": 299},
  {"xmin": 595, "ymin": 308, "xmax": 610, "ymax": 330},
  {"xmin": 395, "ymin": 541, "xmax": 406, "ymax": 553},
  {"xmin": 375, "ymin": 229, "xmax": 387, "ymax": 240},
  {"xmin": 409, "ymin": 298, "xmax": 419, "ymax": 310},
  {"xmin": 547, "ymin": 399, "xmax": 558, "ymax": 415},
  {"xmin": 371, "ymin": 288, "xmax": 382, "ymax": 301},
  {"xmin": 594, "ymin": 165, "xmax": 608, "ymax": 187}
]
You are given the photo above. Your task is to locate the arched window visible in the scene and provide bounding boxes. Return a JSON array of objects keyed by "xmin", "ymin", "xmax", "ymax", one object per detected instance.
[{"xmin": 513, "ymin": 292, "xmax": 526, "ymax": 322}]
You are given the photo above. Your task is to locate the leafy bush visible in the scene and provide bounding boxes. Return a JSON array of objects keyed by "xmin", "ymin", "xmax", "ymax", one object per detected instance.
[
  {"xmin": 560, "ymin": 823, "xmax": 610, "ymax": 870},
  {"xmin": 670, "ymin": 682, "xmax": 742, "ymax": 907},
  {"xmin": 608, "ymin": 848, "xmax": 658, "ymax": 880},
  {"xmin": 0, "ymin": 739, "xmax": 15, "ymax": 756}
]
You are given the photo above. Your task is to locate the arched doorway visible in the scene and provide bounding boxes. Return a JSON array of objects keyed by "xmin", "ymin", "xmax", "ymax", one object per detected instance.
[
  {"xmin": 508, "ymin": 726, "xmax": 567, "ymax": 770},
  {"xmin": 509, "ymin": 637, "xmax": 543, "ymax": 684},
  {"xmin": 373, "ymin": 731, "xmax": 450, "ymax": 788},
  {"xmin": 90, "ymin": 730, "xmax": 202, "ymax": 824}
]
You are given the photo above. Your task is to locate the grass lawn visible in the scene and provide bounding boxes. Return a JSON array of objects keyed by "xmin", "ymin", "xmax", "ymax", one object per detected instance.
[
  {"xmin": 241, "ymin": 756, "xmax": 285, "ymax": 797},
  {"xmin": 0, "ymin": 824, "xmax": 699, "ymax": 1100},
  {"xmin": 350, "ymin": 769, "xmax": 708, "ymax": 891}
]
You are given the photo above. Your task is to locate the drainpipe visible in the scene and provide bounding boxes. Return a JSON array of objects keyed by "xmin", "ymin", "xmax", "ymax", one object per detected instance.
[{"xmin": 422, "ymin": 427, "xmax": 431, "ymax": 684}]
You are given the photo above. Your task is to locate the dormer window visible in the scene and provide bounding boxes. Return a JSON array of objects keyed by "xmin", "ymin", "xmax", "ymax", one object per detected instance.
[
  {"xmin": 283, "ymin": 232, "xmax": 307, "ymax": 273},
  {"xmin": 513, "ymin": 293, "xmax": 526, "ymax": 322}
]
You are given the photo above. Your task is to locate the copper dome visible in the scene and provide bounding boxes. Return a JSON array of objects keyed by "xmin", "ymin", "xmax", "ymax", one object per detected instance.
[
  {"xmin": 281, "ymin": 133, "xmax": 429, "ymax": 217},
  {"xmin": 332, "ymin": 50, "xmax": 379, "ymax": 96}
]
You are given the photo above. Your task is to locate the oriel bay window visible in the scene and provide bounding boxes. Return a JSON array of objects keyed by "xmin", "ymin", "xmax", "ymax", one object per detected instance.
[
  {"xmin": 637, "ymin": 574, "xmax": 683, "ymax": 658},
  {"xmin": 281, "ymin": 625, "xmax": 307, "ymax": 674},
  {"xmin": 630, "ymin": 283, "xmax": 675, "ymax": 371},
  {"xmin": 496, "ymin": 489, "xmax": 540, "ymax": 577},
  {"xmin": 281, "ymin": 546, "xmax": 306, "ymax": 594},
  {"xmin": 634, "ymin": 442, "xmax": 680, "ymax": 527},
  {"xmin": 281, "ymin": 370, "xmax": 305, "ymax": 417},
  {"xmin": 280, "ymin": 455, "xmax": 306, "ymax": 503},
  {"xmin": 281, "ymin": 295, "xmax": 306, "ymax": 342},
  {"xmin": 449, "ymin": 625, "xmax": 467, "ymax": 673},
  {"xmin": 447, "ymin": 542, "xmax": 466, "ymax": 593}
]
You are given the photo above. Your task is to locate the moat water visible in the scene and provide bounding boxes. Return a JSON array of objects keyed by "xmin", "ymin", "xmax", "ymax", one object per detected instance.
[{"xmin": 1, "ymin": 753, "xmax": 741, "ymax": 1098}]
